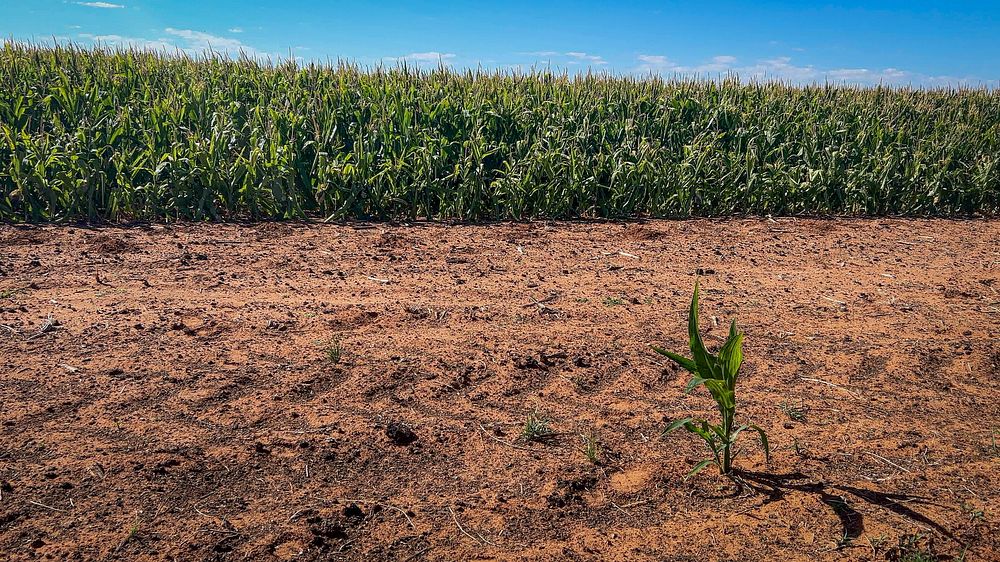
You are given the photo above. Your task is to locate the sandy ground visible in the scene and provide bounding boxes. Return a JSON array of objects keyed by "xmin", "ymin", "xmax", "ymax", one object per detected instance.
[{"xmin": 1, "ymin": 218, "xmax": 998, "ymax": 561}]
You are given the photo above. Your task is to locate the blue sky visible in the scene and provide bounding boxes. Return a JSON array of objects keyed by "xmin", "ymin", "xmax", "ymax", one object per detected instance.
[{"xmin": 3, "ymin": 1, "xmax": 998, "ymax": 86}]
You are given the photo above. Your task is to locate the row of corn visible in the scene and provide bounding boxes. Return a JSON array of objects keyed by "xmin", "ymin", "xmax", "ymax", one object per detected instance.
[{"xmin": 1, "ymin": 43, "xmax": 998, "ymax": 221}]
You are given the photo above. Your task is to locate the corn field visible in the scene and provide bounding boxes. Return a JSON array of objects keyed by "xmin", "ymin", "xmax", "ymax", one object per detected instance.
[{"xmin": 1, "ymin": 43, "xmax": 998, "ymax": 222}]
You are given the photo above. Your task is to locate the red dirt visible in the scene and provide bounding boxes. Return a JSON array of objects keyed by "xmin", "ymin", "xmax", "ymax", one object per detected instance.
[{"xmin": 1, "ymin": 219, "xmax": 998, "ymax": 561}]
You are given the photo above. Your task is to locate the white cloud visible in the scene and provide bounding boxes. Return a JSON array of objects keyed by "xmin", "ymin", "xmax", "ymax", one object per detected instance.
[
  {"xmin": 163, "ymin": 28, "xmax": 249, "ymax": 53},
  {"xmin": 637, "ymin": 54, "xmax": 668, "ymax": 66},
  {"xmin": 565, "ymin": 51, "xmax": 607, "ymax": 65},
  {"xmin": 228, "ymin": 27, "xmax": 243, "ymax": 33},
  {"xmin": 636, "ymin": 54, "xmax": 740, "ymax": 74},
  {"xmin": 518, "ymin": 50, "xmax": 608, "ymax": 67},
  {"xmin": 383, "ymin": 51, "xmax": 457, "ymax": 64},
  {"xmin": 76, "ymin": 2, "xmax": 125, "ymax": 8},
  {"xmin": 78, "ymin": 28, "xmax": 268, "ymax": 58},
  {"xmin": 634, "ymin": 53, "xmax": 997, "ymax": 87},
  {"xmin": 78, "ymin": 33, "xmax": 176, "ymax": 51}
]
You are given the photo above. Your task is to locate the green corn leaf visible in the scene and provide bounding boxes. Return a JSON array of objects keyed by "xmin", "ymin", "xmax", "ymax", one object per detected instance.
[
  {"xmin": 749, "ymin": 424, "xmax": 770, "ymax": 462},
  {"xmin": 683, "ymin": 376, "xmax": 710, "ymax": 394},
  {"xmin": 662, "ymin": 417, "xmax": 694, "ymax": 436},
  {"xmin": 702, "ymin": 379, "xmax": 734, "ymax": 410},
  {"xmin": 651, "ymin": 345, "xmax": 697, "ymax": 374},
  {"xmin": 708, "ymin": 423, "xmax": 728, "ymax": 442},
  {"xmin": 685, "ymin": 459, "xmax": 716, "ymax": 480},
  {"xmin": 687, "ymin": 280, "xmax": 719, "ymax": 379},
  {"xmin": 686, "ymin": 420, "xmax": 716, "ymax": 447},
  {"xmin": 731, "ymin": 423, "xmax": 748, "ymax": 437},
  {"xmin": 717, "ymin": 324, "xmax": 744, "ymax": 382}
]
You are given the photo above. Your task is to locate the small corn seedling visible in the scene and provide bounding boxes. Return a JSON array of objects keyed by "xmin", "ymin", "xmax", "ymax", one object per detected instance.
[{"xmin": 653, "ymin": 281, "xmax": 769, "ymax": 477}]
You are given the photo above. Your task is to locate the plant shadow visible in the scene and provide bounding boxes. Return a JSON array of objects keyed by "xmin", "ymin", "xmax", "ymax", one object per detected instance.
[{"xmin": 734, "ymin": 470, "xmax": 956, "ymax": 546}]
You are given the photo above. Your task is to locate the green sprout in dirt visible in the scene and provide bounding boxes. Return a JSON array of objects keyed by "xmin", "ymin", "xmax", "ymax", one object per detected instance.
[
  {"xmin": 961, "ymin": 501, "xmax": 985, "ymax": 523},
  {"xmin": 325, "ymin": 338, "xmax": 342, "ymax": 364},
  {"xmin": 579, "ymin": 431, "xmax": 601, "ymax": 464},
  {"xmin": 653, "ymin": 281, "xmax": 769, "ymax": 478},
  {"xmin": 866, "ymin": 534, "xmax": 887, "ymax": 558},
  {"xmin": 892, "ymin": 534, "xmax": 937, "ymax": 562},
  {"xmin": 521, "ymin": 410, "xmax": 554, "ymax": 442},
  {"xmin": 113, "ymin": 517, "xmax": 142, "ymax": 554},
  {"xmin": 0, "ymin": 287, "xmax": 23, "ymax": 300},
  {"xmin": 780, "ymin": 400, "xmax": 808, "ymax": 422}
]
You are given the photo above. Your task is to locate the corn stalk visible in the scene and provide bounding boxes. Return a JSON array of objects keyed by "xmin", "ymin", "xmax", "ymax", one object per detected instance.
[{"xmin": 654, "ymin": 282, "xmax": 769, "ymax": 477}]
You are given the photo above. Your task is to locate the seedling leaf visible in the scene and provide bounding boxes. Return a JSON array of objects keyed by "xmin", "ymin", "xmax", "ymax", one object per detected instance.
[
  {"xmin": 749, "ymin": 424, "xmax": 770, "ymax": 462},
  {"xmin": 683, "ymin": 376, "xmax": 710, "ymax": 394},
  {"xmin": 652, "ymin": 345, "xmax": 698, "ymax": 374},
  {"xmin": 685, "ymin": 459, "xmax": 716, "ymax": 479},
  {"xmin": 663, "ymin": 417, "xmax": 695, "ymax": 435}
]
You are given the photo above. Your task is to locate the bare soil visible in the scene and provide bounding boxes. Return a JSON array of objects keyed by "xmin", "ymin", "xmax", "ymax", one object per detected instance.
[{"xmin": 1, "ymin": 219, "xmax": 998, "ymax": 561}]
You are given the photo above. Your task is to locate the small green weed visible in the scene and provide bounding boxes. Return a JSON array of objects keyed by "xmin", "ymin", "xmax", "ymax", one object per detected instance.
[
  {"xmin": 0, "ymin": 287, "xmax": 24, "ymax": 300},
  {"xmin": 579, "ymin": 431, "xmax": 601, "ymax": 464},
  {"xmin": 326, "ymin": 339, "xmax": 342, "ymax": 364},
  {"xmin": 866, "ymin": 534, "xmax": 887, "ymax": 557},
  {"xmin": 113, "ymin": 517, "xmax": 142, "ymax": 554},
  {"xmin": 961, "ymin": 501, "xmax": 984, "ymax": 522},
  {"xmin": 521, "ymin": 410, "xmax": 554, "ymax": 442},
  {"xmin": 791, "ymin": 437, "xmax": 808, "ymax": 458},
  {"xmin": 603, "ymin": 296, "xmax": 625, "ymax": 306},
  {"xmin": 835, "ymin": 529, "xmax": 854, "ymax": 550},
  {"xmin": 781, "ymin": 400, "xmax": 808, "ymax": 422},
  {"xmin": 893, "ymin": 534, "xmax": 937, "ymax": 562}
]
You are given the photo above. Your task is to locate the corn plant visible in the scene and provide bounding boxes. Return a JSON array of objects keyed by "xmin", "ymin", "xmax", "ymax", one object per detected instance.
[
  {"xmin": 654, "ymin": 282, "xmax": 769, "ymax": 477},
  {"xmin": 1, "ymin": 42, "xmax": 999, "ymax": 223}
]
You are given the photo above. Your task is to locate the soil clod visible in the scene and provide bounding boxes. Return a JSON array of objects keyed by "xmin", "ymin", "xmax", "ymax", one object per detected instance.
[{"xmin": 385, "ymin": 422, "xmax": 418, "ymax": 446}]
